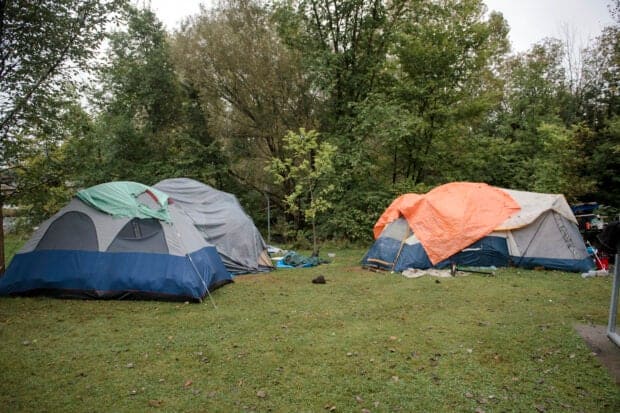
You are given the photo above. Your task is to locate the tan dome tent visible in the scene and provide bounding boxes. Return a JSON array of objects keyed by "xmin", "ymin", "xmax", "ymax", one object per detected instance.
[
  {"xmin": 362, "ymin": 182, "xmax": 594, "ymax": 273},
  {"xmin": 155, "ymin": 178, "xmax": 273, "ymax": 275}
]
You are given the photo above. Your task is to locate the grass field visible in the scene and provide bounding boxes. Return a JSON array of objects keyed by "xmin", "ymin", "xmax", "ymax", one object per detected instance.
[{"xmin": 1, "ymin": 239, "xmax": 619, "ymax": 412}]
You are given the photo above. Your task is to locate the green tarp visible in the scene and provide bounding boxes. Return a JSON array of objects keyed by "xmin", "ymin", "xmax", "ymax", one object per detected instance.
[{"xmin": 77, "ymin": 181, "xmax": 171, "ymax": 222}]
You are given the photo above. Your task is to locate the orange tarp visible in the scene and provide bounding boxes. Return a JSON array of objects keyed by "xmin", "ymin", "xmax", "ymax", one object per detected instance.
[{"xmin": 373, "ymin": 182, "xmax": 521, "ymax": 265}]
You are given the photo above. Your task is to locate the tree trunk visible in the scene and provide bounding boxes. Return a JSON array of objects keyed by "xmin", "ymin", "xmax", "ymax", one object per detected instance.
[{"xmin": 312, "ymin": 217, "xmax": 318, "ymax": 257}]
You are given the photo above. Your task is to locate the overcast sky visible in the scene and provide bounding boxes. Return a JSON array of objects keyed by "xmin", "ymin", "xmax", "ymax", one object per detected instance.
[{"xmin": 146, "ymin": 0, "xmax": 616, "ymax": 52}]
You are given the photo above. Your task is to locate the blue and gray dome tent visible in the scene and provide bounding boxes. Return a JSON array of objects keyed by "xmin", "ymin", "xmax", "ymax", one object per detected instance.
[{"xmin": 0, "ymin": 182, "xmax": 232, "ymax": 302}]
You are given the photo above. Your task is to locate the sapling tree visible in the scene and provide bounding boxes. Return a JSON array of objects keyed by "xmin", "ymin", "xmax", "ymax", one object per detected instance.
[{"xmin": 268, "ymin": 128, "xmax": 336, "ymax": 255}]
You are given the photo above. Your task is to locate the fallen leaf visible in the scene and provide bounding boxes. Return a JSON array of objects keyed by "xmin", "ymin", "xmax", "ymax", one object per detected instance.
[
  {"xmin": 148, "ymin": 400, "xmax": 163, "ymax": 407},
  {"xmin": 391, "ymin": 376, "xmax": 399, "ymax": 382},
  {"xmin": 535, "ymin": 405, "xmax": 546, "ymax": 413},
  {"xmin": 126, "ymin": 363, "xmax": 134, "ymax": 369},
  {"xmin": 184, "ymin": 380, "xmax": 193, "ymax": 387},
  {"xmin": 355, "ymin": 395, "xmax": 364, "ymax": 403},
  {"xmin": 389, "ymin": 336, "xmax": 397, "ymax": 341},
  {"xmin": 256, "ymin": 390, "xmax": 267, "ymax": 398},
  {"xmin": 465, "ymin": 392, "xmax": 474, "ymax": 399}
]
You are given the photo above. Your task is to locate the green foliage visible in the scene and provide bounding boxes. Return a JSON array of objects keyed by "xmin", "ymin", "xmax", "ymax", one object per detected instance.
[
  {"xmin": 268, "ymin": 128, "xmax": 336, "ymax": 251},
  {"xmin": 0, "ymin": 0, "xmax": 127, "ymax": 254},
  {"xmin": 526, "ymin": 123, "xmax": 596, "ymax": 200},
  {"xmin": 586, "ymin": 115, "xmax": 620, "ymax": 206},
  {"xmin": 323, "ymin": 190, "xmax": 393, "ymax": 242},
  {"xmin": 275, "ymin": 0, "xmax": 394, "ymax": 126},
  {"xmin": 63, "ymin": 6, "xmax": 228, "ymax": 189},
  {"xmin": 0, "ymin": 0, "xmax": 125, "ymax": 150},
  {"xmin": 3, "ymin": 232, "xmax": 27, "ymax": 267},
  {"xmin": 172, "ymin": 0, "xmax": 314, "ymax": 209}
]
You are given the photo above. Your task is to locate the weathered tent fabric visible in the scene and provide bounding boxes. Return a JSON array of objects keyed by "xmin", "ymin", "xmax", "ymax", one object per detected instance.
[
  {"xmin": 77, "ymin": 181, "xmax": 171, "ymax": 222},
  {"xmin": 0, "ymin": 182, "xmax": 232, "ymax": 301},
  {"xmin": 154, "ymin": 178, "xmax": 273, "ymax": 275},
  {"xmin": 373, "ymin": 193, "xmax": 422, "ymax": 239},
  {"xmin": 363, "ymin": 183, "xmax": 594, "ymax": 273},
  {"xmin": 373, "ymin": 182, "xmax": 521, "ymax": 265},
  {"xmin": 497, "ymin": 188, "xmax": 576, "ymax": 229}
]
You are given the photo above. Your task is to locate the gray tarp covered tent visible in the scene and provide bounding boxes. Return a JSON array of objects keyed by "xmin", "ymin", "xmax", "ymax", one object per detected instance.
[{"xmin": 155, "ymin": 178, "xmax": 273, "ymax": 275}]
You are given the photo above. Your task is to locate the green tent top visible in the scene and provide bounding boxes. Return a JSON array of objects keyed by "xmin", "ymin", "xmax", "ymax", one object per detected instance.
[{"xmin": 76, "ymin": 181, "xmax": 172, "ymax": 222}]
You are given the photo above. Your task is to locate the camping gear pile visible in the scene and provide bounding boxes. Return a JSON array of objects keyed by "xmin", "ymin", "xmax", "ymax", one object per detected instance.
[{"xmin": 362, "ymin": 182, "xmax": 594, "ymax": 273}]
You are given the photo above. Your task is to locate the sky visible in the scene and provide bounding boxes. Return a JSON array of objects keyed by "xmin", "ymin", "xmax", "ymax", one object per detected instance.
[{"xmin": 146, "ymin": 0, "xmax": 616, "ymax": 53}]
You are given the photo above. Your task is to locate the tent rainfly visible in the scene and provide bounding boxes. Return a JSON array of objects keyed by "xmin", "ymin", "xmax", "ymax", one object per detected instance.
[
  {"xmin": 362, "ymin": 182, "xmax": 594, "ymax": 273},
  {"xmin": 0, "ymin": 181, "xmax": 232, "ymax": 301},
  {"xmin": 154, "ymin": 178, "xmax": 273, "ymax": 275}
]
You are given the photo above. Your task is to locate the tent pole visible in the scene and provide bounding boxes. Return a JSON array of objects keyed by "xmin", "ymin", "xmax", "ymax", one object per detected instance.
[
  {"xmin": 392, "ymin": 230, "xmax": 410, "ymax": 271},
  {"xmin": 186, "ymin": 253, "xmax": 217, "ymax": 309}
]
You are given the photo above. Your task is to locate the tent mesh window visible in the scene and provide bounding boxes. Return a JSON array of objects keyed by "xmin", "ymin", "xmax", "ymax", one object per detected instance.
[
  {"xmin": 107, "ymin": 218, "xmax": 169, "ymax": 254},
  {"xmin": 36, "ymin": 211, "xmax": 98, "ymax": 251}
]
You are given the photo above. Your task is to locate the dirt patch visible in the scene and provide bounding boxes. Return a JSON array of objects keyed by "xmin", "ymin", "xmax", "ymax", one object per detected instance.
[{"xmin": 574, "ymin": 323, "xmax": 620, "ymax": 384}]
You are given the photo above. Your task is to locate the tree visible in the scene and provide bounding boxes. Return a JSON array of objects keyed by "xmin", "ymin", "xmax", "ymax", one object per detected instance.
[
  {"xmin": 526, "ymin": 122, "xmax": 595, "ymax": 200},
  {"xmin": 172, "ymin": 0, "xmax": 316, "ymax": 216},
  {"xmin": 359, "ymin": 0, "xmax": 509, "ymax": 186},
  {"xmin": 0, "ymin": 0, "xmax": 125, "ymax": 274},
  {"xmin": 69, "ymin": 5, "xmax": 228, "ymax": 187},
  {"xmin": 484, "ymin": 39, "xmax": 575, "ymax": 191},
  {"xmin": 275, "ymin": 0, "xmax": 408, "ymax": 132},
  {"xmin": 268, "ymin": 128, "xmax": 336, "ymax": 253}
]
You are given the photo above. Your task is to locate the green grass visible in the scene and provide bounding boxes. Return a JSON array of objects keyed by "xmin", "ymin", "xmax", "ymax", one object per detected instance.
[
  {"xmin": 1, "ymin": 245, "xmax": 619, "ymax": 412},
  {"xmin": 4, "ymin": 232, "xmax": 26, "ymax": 267}
]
